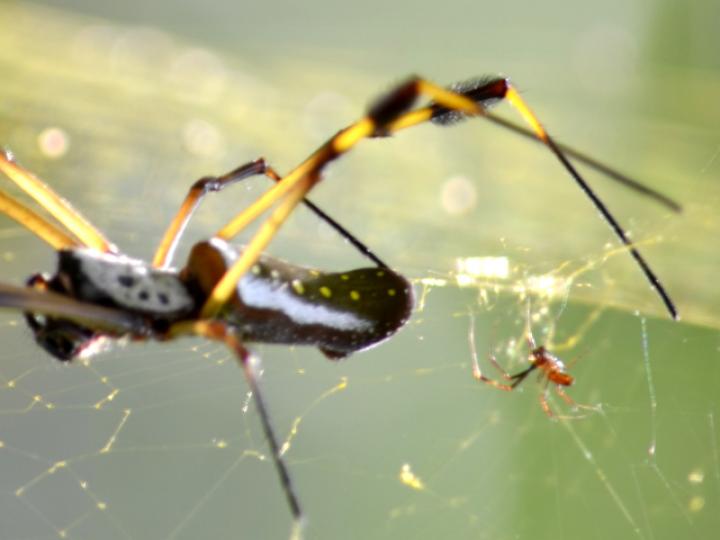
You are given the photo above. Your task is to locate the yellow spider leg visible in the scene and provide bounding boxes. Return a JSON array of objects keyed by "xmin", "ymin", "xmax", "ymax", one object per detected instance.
[
  {"xmin": 214, "ymin": 79, "xmax": 479, "ymax": 242},
  {"xmin": 213, "ymin": 120, "xmax": 375, "ymax": 241},
  {"xmin": 0, "ymin": 151, "xmax": 116, "ymax": 252},
  {"xmin": 378, "ymin": 80, "xmax": 549, "ymax": 141},
  {"xmin": 152, "ymin": 159, "xmax": 277, "ymax": 269},
  {"xmin": 200, "ymin": 78, "xmax": 480, "ymax": 317},
  {"xmin": 392, "ymin": 80, "xmax": 678, "ymax": 319},
  {"xmin": 201, "ymin": 177, "xmax": 312, "ymax": 318},
  {"xmin": 503, "ymin": 87, "xmax": 678, "ymax": 319},
  {"xmin": 0, "ymin": 188, "xmax": 80, "ymax": 250},
  {"xmin": 152, "ymin": 190, "xmax": 204, "ymax": 268},
  {"xmin": 153, "ymin": 156, "xmax": 388, "ymax": 270},
  {"xmin": 385, "ymin": 88, "xmax": 680, "ymax": 212}
]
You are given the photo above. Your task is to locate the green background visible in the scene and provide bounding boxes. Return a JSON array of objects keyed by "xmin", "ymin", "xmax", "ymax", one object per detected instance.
[{"xmin": 0, "ymin": 2, "xmax": 718, "ymax": 539}]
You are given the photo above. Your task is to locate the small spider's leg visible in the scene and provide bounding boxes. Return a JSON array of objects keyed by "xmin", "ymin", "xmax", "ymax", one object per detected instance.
[
  {"xmin": 473, "ymin": 371, "xmax": 514, "ymax": 391},
  {"xmin": 0, "ymin": 282, "xmax": 144, "ymax": 334},
  {"xmin": 508, "ymin": 365, "xmax": 536, "ymax": 389},
  {"xmin": 0, "ymin": 188, "xmax": 79, "ymax": 249},
  {"xmin": 538, "ymin": 388, "xmax": 555, "ymax": 418},
  {"xmin": 564, "ymin": 352, "xmax": 583, "ymax": 371},
  {"xmin": 389, "ymin": 79, "xmax": 678, "ymax": 319},
  {"xmin": 168, "ymin": 320, "xmax": 304, "ymax": 528},
  {"xmin": 555, "ymin": 384, "xmax": 597, "ymax": 416},
  {"xmin": 152, "ymin": 158, "xmax": 387, "ymax": 269},
  {"xmin": 542, "ymin": 380, "xmax": 595, "ymax": 419},
  {"xmin": 476, "ymin": 355, "xmax": 515, "ymax": 391},
  {"xmin": 468, "ymin": 313, "xmax": 513, "ymax": 390},
  {"xmin": 487, "ymin": 355, "xmax": 515, "ymax": 383},
  {"xmin": 202, "ymin": 77, "xmax": 480, "ymax": 318},
  {"xmin": 554, "ymin": 385, "xmax": 577, "ymax": 408},
  {"xmin": 523, "ymin": 301, "xmax": 539, "ymax": 351},
  {"xmin": 0, "ymin": 150, "xmax": 116, "ymax": 252}
]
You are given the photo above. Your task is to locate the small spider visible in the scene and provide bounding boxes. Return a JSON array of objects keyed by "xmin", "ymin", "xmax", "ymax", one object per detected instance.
[{"xmin": 469, "ymin": 311, "xmax": 589, "ymax": 418}]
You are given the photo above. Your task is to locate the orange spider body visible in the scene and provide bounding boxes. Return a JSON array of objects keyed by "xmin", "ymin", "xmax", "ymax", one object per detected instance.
[
  {"xmin": 527, "ymin": 346, "xmax": 574, "ymax": 388},
  {"xmin": 470, "ymin": 318, "xmax": 585, "ymax": 418}
]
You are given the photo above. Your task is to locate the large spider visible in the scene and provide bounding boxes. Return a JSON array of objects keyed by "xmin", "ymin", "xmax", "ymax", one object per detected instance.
[{"xmin": 0, "ymin": 76, "xmax": 678, "ymax": 532}]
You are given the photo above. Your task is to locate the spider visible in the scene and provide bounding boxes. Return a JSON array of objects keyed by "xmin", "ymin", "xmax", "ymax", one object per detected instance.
[
  {"xmin": 0, "ymin": 75, "xmax": 679, "ymax": 531},
  {"xmin": 469, "ymin": 310, "xmax": 590, "ymax": 418}
]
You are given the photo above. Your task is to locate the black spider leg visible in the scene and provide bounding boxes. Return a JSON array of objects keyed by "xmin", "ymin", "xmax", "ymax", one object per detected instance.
[
  {"xmin": 482, "ymin": 114, "xmax": 681, "ymax": 212},
  {"xmin": 154, "ymin": 158, "xmax": 387, "ymax": 269},
  {"xmin": 429, "ymin": 77, "xmax": 678, "ymax": 320},
  {"xmin": 509, "ymin": 364, "xmax": 538, "ymax": 389},
  {"xmin": 172, "ymin": 320, "xmax": 305, "ymax": 531}
]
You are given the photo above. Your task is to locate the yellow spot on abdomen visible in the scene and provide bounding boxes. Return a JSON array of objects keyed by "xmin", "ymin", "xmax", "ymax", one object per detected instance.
[
  {"xmin": 350, "ymin": 290, "xmax": 360, "ymax": 301},
  {"xmin": 291, "ymin": 279, "xmax": 305, "ymax": 295},
  {"xmin": 320, "ymin": 286, "xmax": 332, "ymax": 298},
  {"xmin": 388, "ymin": 288, "xmax": 396, "ymax": 296}
]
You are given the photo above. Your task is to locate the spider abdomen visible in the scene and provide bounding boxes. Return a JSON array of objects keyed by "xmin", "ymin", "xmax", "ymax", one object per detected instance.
[{"xmin": 183, "ymin": 239, "xmax": 414, "ymax": 359}]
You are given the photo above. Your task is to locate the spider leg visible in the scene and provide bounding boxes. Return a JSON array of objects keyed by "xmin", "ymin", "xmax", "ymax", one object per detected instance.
[
  {"xmin": 0, "ymin": 150, "xmax": 116, "ymax": 252},
  {"xmin": 0, "ymin": 188, "xmax": 79, "ymax": 249},
  {"xmin": 540, "ymin": 384, "xmax": 596, "ymax": 420},
  {"xmin": 260, "ymin": 164, "xmax": 388, "ymax": 268},
  {"xmin": 390, "ymin": 78, "xmax": 678, "ymax": 319},
  {"xmin": 387, "ymin": 100, "xmax": 679, "ymax": 212},
  {"xmin": 509, "ymin": 365, "xmax": 536, "ymax": 389},
  {"xmin": 152, "ymin": 160, "xmax": 269, "ymax": 268},
  {"xmin": 152, "ymin": 158, "xmax": 387, "ymax": 269},
  {"xmin": 168, "ymin": 320, "xmax": 304, "ymax": 528},
  {"xmin": 473, "ymin": 370, "xmax": 514, "ymax": 391},
  {"xmin": 0, "ymin": 282, "xmax": 145, "ymax": 334},
  {"xmin": 523, "ymin": 300, "xmax": 539, "ymax": 351},
  {"xmin": 468, "ymin": 314, "xmax": 514, "ymax": 390},
  {"xmin": 201, "ymin": 77, "xmax": 480, "ymax": 318},
  {"xmin": 554, "ymin": 384, "xmax": 577, "ymax": 408},
  {"xmin": 480, "ymin": 115, "xmax": 681, "ymax": 212},
  {"xmin": 538, "ymin": 385, "xmax": 554, "ymax": 418},
  {"xmin": 555, "ymin": 384, "xmax": 598, "ymax": 417},
  {"xmin": 487, "ymin": 355, "xmax": 516, "ymax": 383}
]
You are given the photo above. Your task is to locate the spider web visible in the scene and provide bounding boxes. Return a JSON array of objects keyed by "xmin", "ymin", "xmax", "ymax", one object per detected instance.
[{"xmin": 1, "ymin": 4, "xmax": 719, "ymax": 540}]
